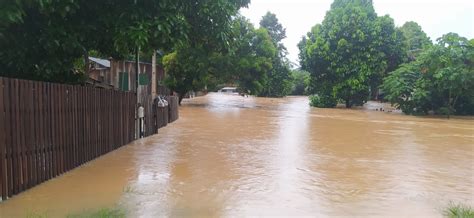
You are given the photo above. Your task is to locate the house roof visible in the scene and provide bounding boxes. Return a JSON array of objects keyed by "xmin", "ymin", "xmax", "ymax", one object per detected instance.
[{"xmin": 89, "ymin": 57, "xmax": 110, "ymax": 68}]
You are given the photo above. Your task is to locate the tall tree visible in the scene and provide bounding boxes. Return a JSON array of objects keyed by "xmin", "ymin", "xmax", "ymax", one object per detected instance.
[
  {"xmin": 398, "ymin": 21, "xmax": 432, "ymax": 61},
  {"xmin": 234, "ymin": 26, "xmax": 277, "ymax": 95},
  {"xmin": 399, "ymin": 21, "xmax": 432, "ymax": 51},
  {"xmin": 300, "ymin": 0, "xmax": 405, "ymax": 107},
  {"xmin": 258, "ymin": 12, "xmax": 292, "ymax": 97},
  {"xmin": 259, "ymin": 11, "xmax": 287, "ymax": 56},
  {"xmin": 162, "ymin": 1, "xmax": 250, "ymax": 104},
  {"xmin": 163, "ymin": 16, "xmax": 278, "ymax": 103}
]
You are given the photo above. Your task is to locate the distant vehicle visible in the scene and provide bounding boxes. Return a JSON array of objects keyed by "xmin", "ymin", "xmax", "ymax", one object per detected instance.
[{"xmin": 218, "ymin": 87, "xmax": 238, "ymax": 94}]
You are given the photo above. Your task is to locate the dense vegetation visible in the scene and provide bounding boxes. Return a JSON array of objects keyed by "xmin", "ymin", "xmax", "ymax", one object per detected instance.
[
  {"xmin": 163, "ymin": 11, "xmax": 294, "ymax": 103},
  {"xmin": 0, "ymin": 0, "xmax": 250, "ymax": 84},
  {"xmin": 0, "ymin": 0, "xmax": 298, "ymax": 103},
  {"xmin": 382, "ymin": 33, "xmax": 474, "ymax": 116},
  {"xmin": 290, "ymin": 70, "xmax": 310, "ymax": 95},
  {"xmin": 299, "ymin": 0, "xmax": 473, "ymax": 115},
  {"xmin": 256, "ymin": 12, "xmax": 293, "ymax": 97},
  {"xmin": 2, "ymin": 0, "xmax": 472, "ymax": 114},
  {"xmin": 299, "ymin": 0, "xmax": 405, "ymax": 108}
]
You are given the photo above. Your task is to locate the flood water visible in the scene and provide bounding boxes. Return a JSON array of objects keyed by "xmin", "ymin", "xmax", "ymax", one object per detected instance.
[{"xmin": 1, "ymin": 93, "xmax": 473, "ymax": 217}]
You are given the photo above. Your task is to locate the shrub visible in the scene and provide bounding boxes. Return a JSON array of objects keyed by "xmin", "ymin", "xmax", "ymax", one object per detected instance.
[
  {"xmin": 443, "ymin": 203, "xmax": 474, "ymax": 218},
  {"xmin": 309, "ymin": 94, "xmax": 337, "ymax": 108}
]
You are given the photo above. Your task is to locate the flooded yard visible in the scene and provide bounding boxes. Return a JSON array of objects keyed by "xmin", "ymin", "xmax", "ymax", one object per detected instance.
[{"xmin": 0, "ymin": 93, "xmax": 473, "ymax": 217}]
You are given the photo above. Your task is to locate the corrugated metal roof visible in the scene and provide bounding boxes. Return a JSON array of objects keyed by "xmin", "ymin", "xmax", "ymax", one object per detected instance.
[{"xmin": 89, "ymin": 57, "xmax": 110, "ymax": 68}]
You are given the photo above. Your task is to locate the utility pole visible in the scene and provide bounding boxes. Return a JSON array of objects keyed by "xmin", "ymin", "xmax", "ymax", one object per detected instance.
[
  {"xmin": 136, "ymin": 47, "xmax": 140, "ymax": 100},
  {"xmin": 135, "ymin": 46, "xmax": 140, "ymax": 139}
]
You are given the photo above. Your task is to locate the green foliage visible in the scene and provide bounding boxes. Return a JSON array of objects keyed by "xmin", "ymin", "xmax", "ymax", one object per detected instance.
[
  {"xmin": 163, "ymin": 49, "xmax": 217, "ymax": 104},
  {"xmin": 309, "ymin": 94, "xmax": 337, "ymax": 108},
  {"xmin": 290, "ymin": 70, "xmax": 310, "ymax": 95},
  {"xmin": 259, "ymin": 11, "xmax": 287, "ymax": 56},
  {"xmin": 67, "ymin": 208, "xmax": 126, "ymax": 218},
  {"xmin": 299, "ymin": 0, "xmax": 406, "ymax": 107},
  {"xmin": 259, "ymin": 59, "xmax": 293, "ymax": 97},
  {"xmin": 257, "ymin": 12, "xmax": 293, "ymax": 97},
  {"xmin": 399, "ymin": 21, "xmax": 432, "ymax": 51},
  {"xmin": 443, "ymin": 202, "xmax": 474, "ymax": 218},
  {"xmin": 382, "ymin": 33, "xmax": 474, "ymax": 116},
  {"xmin": 235, "ymin": 26, "xmax": 276, "ymax": 95},
  {"xmin": 161, "ymin": 2, "xmax": 250, "ymax": 104},
  {"xmin": 381, "ymin": 63, "xmax": 425, "ymax": 114},
  {"xmin": 0, "ymin": 0, "xmax": 248, "ymax": 83},
  {"xmin": 398, "ymin": 21, "xmax": 432, "ymax": 61}
]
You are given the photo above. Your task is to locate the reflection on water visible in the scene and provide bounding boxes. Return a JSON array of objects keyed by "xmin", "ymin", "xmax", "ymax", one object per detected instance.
[{"xmin": 0, "ymin": 93, "xmax": 473, "ymax": 217}]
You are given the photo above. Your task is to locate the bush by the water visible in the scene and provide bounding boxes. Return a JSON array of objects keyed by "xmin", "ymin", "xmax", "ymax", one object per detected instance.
[
  {"xmin": 309, "ymin": 95, "xmax": 337, "ymax": 108},
  {"xmin": 443, "ymin": 203, "xmax": 474, "ymax": 218}
]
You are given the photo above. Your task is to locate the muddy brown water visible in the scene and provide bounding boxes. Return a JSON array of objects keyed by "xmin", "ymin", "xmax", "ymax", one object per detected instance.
[{"xmin": 0, "ymin": 93, "xmax": 473, "ymax": 217}]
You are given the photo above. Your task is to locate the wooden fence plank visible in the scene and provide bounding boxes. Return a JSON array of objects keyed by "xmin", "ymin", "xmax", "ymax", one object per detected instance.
[
  {"xmin": 40, "ymin": 81, "xmax": 46, "ymax": 184},
  {"xmin": 37, "ymin": 82, "xmax": 43, "ymax": 186},
  {"xmin": 26, "ymin": 81, "xmax": 33, "ymax": 189},
  {"xmin": 31, "ymin": 81, "xmax": 38, "ymax": 188},
  {"xmin": 10, "ymin": 79, "xmax": 21, "ymax": 194},
  {"xmin": 4, "ymin": 79, "xmax": 12, "ymax": 198},
  {"xmin": 19, "ymin": 80, "xmax": 26, "ymax": 191},
  {"xmin": 50, "ymin": 84, "xmax": 56, "ymax": 178},
  {"xmin": 63, "ymin": 85, "xmax": 68, "ymax": 173},
  {"xmin": 46, "ymin": 83, "xmax": 52, "ymax": 181},
  {"xmin": 69, "ymin": 86, "xmax": 74, "ymax": 170},
  {"xmin": 58, "ymin": 85, "xmax": 64, "ymax": 174},
  {"xmin": 0, "ymin": 78, "xmax": 5, "ymax": 200}
]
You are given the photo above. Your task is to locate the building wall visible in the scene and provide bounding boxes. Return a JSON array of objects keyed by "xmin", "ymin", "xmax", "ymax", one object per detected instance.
[{"xmin": 88, "ymin": 58, "xmax": 168, "ymax": 101}]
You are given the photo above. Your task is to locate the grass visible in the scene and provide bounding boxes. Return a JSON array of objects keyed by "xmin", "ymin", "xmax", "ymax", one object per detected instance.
[
  {"xmin": 26, "ymin": 211, "xmax": 49, "ymax": 218},
  {"xmin": 444, "ymin": 203, "xmax": 474, "ymax": 218},
  {"xmin": 23, "ymin": 208, "xmax": 125, "ymax": 218},
  {"xmin": 122, "ymin": 185, "xmax": 135, "ymax": 193},
  {"xmin": 66, "ymin": 208, "xmax": 126, "ymax": 218}
]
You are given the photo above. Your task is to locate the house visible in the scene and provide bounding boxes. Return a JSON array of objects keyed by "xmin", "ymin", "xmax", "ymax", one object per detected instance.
[{"xmin": 87, "ymin": 57, "xmax": 169, "ymax": 100}]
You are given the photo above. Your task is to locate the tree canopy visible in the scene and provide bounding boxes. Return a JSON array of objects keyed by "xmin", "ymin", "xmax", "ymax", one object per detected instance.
[
  {"xmin": 257, "ymin": 12, "xmax": 292, "ymax": 97},
  {"xmin": 382, "ymin": 33, "xmax": 474, "ymax": 116},
  {"xmin": 0, "ymin": 0, "xmax": 249, "ymax": 83},
  {"xmin": 163, "ymin": 15, "xmax": 277, "ymax": 103},
  {"xmin": 299, "ymin": 0, "xmax": 405, "ymax": 107},
  {"xmin": 399, "ymin": 21, "xmax": 432, "ymax": 51},
  {"xmin": 163, "ymin": 11, "xmax": 295, "ymax": 101}
]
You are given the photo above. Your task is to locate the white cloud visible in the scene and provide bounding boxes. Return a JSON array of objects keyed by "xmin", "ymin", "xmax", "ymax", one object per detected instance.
[{"xmin": 240, "ymin": 0, "xmax": 474, "ymax": 66}]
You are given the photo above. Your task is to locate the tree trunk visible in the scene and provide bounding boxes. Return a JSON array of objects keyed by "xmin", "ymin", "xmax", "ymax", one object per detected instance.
[
  {"xmin": 178, "ymin": 92, "xmax": 185, "ymax": 106},
  {"xmin": 345, "ymin": 99, "xmax": 352, "ymax": 108},
  {"xmin": 371, "ymin": 86, "xmax": 378, "ymax": 100},
  {"xmin": 448, "ymin": 89, "xmax": 451, "ymax": 119},
  {"xmin": 83, "ymin": 49, "xmax": 89, "ymax": 81}
]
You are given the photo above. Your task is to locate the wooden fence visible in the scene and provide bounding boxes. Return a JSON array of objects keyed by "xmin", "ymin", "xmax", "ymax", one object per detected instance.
[
  {"xmin": 0, "ymin": 77, "xmax": 179, "ymax": 201},
  {"xmin": 168, "ymin": 96, "xmax": 179, "ymax": 123},
  {"xmin": 139, "ymin": 95, "xmax": 178, "ymax": 137}
]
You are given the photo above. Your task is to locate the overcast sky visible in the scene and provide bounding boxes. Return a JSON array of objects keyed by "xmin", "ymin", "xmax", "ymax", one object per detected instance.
[{"xmin": 240, "ymin": 0, "xmax": 474, "ymax": 66}]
